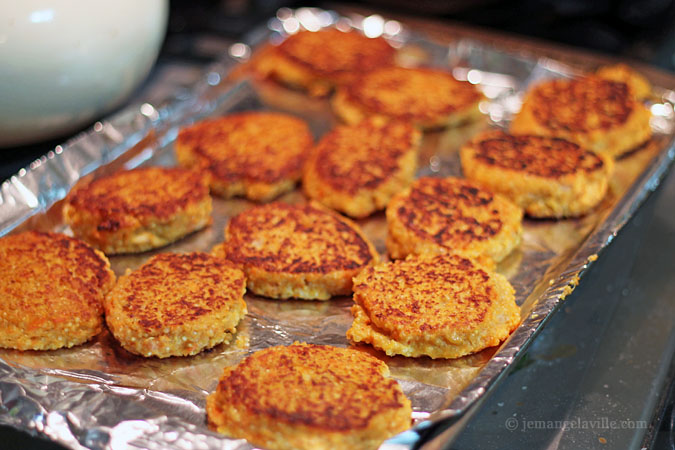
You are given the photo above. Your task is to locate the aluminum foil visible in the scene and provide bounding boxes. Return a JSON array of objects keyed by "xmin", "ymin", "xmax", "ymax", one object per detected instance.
[{"xmin": 1, "ymin": 7, "xmax": 674, "ymax": 450}]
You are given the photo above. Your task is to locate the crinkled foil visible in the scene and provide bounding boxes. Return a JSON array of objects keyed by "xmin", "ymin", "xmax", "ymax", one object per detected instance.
[{"xmin": 1, "ymin": 8, "xmax": 674, "ymax": 450}]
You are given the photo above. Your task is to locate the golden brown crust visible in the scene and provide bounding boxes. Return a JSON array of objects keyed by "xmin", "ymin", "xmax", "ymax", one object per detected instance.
[
  {"xmin": 0, "ymin": 231, "xmax": 115, "ymax": 350},
  {"xmin": 63, "ymin": 167, "xmax": 212, "ymax": 254},
  {"xmin": 460, "ymin": 130, "xmax": 614, "ymax": 218},
  {"xmin": 595, "ymin": 64, "xmax": 652, "ymax": 100},
  {"xmin": 332, "ymin": 67, "xmax": 484, "ymax": 129},
  {"xmin": 511, "ymin": 76, "xmax": 652, "ymax": 158},
  {"xmin": 214, "ymin": 202, "xmax": 378, "ymax": 299},
  {"xmin": 176, "ymin": 112, "xmax": 314, "ymax": 201},
  {"xmin": 347, "ymin": 253, "xmax": 520, "ymax": 359},
  {"xmin": 279, "ymin": 29, "xmax": 395, "ymax": 80},
  {"xmin": 104, "ymin": 252, "xmax": 246, "ymax": 358},
  {"xmin": 303, "ymin": 119, "xmax": 421, "ymax": 217},
  {"xmin": 66, "ymin": 167, "xmax": 209, "ymax": 224},
  {"xmin": 529, "ymin": 77, "xmax": 632, "ymax": 132},
  {"xmin": 386, "ymin": 177, "xmax": 523, "ymax": 262},
  {"xmin": 206, "ymin": 343, "xmax": 411, "ymax": 450},
  {"xmin": 253, "ymin": 29, "xmax": 396, "ymax": 95},
  {"xmin": 473, "ymin": 131, "xmax": 605, "ymax": 177},
  {"xmin": 223, "ymin": 202, "xmax": 375, "ymax": 274},
  {"xmin": 311, "ymin": 120, "xmax": 419, "ymax": 194}
]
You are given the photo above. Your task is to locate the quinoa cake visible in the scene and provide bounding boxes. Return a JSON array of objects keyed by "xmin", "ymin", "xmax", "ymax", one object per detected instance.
[
  {"xmin": 212, "ymin": 202, "xmax": 378, "ymax": 300},
  {"xmin": 206, "ymin": 342, "xmax": 411, "ymax": 450},
  {"xmin": 0, "ymin": 231, "xmax": 115, "ymax": 351},
  {"xmin": 386, "ymin": 177, "xmax": 523, "ymax": 262},
  {"xmin": 460, "ymin": 130, "xmax": 614, "ymax": 218},
  {"xmin": 596, "ymin": 64, "xmax": 652, "ymax": 100},
  {"xmin": 175, "ymin": 112, "xmax": 314, "ymax": 201},
  {"xmin": 347, "ymin": 253, "xmax": 520, "ymax": 359},
  {"xmin": 253, "ymin": 28, "xmax": 396, "ymax": 96},
  {"xmin": 303, "ymin": 119, "xmax": 422, "ymax": 218},
  {"xmin": 63, "ymin": 167, "xmax": 212, "ymax": 254},
  {"xmin": 104, "ymin": 252, "xmax": 246, "ymax": 358},
  {"xmin": 332, "ymin": 66, "xmax": 484, "ymax": 130},
  {"xmin": 510, "ymin": 75, "xmax": 652, "ymax": 158}
]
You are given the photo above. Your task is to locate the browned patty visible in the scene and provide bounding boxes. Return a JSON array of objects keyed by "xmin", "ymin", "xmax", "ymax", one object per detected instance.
[
  {"xmin": 277, "ymin": 29, "xmax": 396, "ymax": 81},
  {"xmin": 213, "ymin": 202, "xmax": 378, "ymax": 299},
  {"xmin": 473, "ymin": 131, "xmax": 605, "ymax": 177},
  {"xmin": 511, "ymin": 75, "xmax": 652, "ymax": 158},
  {"xmin": 386, "ymin": 177, "xmax": 523, "ymax": 262},
  {"xmin": 64, "ymin": 166, "xmax": 212, "ymax": 253},
  {"xmin": 528, "ymin": 77, "xmax": 634, "ymax": 133},
  {"xmin": 460, "ymin": 130, "xmax": 614, "ymax": 218},
  {"xmin": 310, "ymin": 120, "xmax": 418, "ymax": 194},
  {"xmin": 175, "ymin": 112, "xmax": 314, "ymax": 201},
  {"xmin": 206, "ymin": 342, "xmax": 411, "ymax": 450},
  {"xmin": 396, "ymin": 178, "xmax": 507, "ymax": 246},
  {"xmin": 347, "ymin": 253, "xmax": 520, "ymax": 358},
  {"xmin": 105, "ymin": 252, "xmax": 246, "ymax": 358},
  {"xmin": 303, "ymin": 119, "xmax": 421, "ymax": 218},
  {"xmin": 224, "ymin": 202, "xmax": 374, "ymax": 274},
  {"xmin": 0, "ymin": 231, "xmax": 115, "ymax": 350},
  {"xmin": 335, "ymin": 66, "xmax": 484, "ymax": 128},
  {"xmin": 66, "ymin": 167, "xmax": 209, "ymax": 228},
  {"xmin": 358, "ymin": 256, "xmax": 496, "ymax": 337}
]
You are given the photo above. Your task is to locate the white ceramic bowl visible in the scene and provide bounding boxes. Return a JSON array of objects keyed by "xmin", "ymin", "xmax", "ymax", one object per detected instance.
[{"xmin": 0, "ymin": 0, "xmax": 168, "ymax": 147}]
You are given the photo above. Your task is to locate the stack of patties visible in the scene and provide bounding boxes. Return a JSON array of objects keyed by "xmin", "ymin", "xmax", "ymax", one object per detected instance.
[
  {"xmin": 347, "ymin": 253, "xmax": 520, "ymax": 358},
  {"xmin": 303, "ymin": 119, "xmax": 421, "ymax": 218},
  {"xmin": 332, "ymin": 66, "xmax": 484, "ymax": 130},
  {"xmin": 460, "ymin": 130, "xmax": 614, "ymax": 218},
  {"xmin": 207, "ymin": 342, "xmax": 411, "ymax": 450},
  {"xmin": 252, "ymin": 28, "xmax": 396, "ymax": 96},
  {"xmin": 176, "ymin": 111, "xmax": 314, "ymax": 202},
  {"xmin": 212, "ymin": 202, "xmax": 378, "ymax": 300},
  {"xmin": 511, "ymin": 71, "xmax": 652, "ymax": 158}
]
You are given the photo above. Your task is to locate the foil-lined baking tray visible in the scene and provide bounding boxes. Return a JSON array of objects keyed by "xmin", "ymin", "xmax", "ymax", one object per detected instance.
[{"xmin": 1, "ymin": 7, "xmax": 675, "ymax": 450}]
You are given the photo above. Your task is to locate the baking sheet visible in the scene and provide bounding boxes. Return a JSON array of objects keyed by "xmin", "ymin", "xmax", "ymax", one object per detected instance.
[{"xmin": 0, "ymin": 7, "xmax": 674, "ymax": 450}]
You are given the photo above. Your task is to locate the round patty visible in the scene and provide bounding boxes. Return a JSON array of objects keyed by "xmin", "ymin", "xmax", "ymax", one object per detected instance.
[
  {"xmin": 303, "ymin": 119, "xmax": 421, "ymax": 218},
  {"xmin": 510, "ymin": 75, "xmax": 652, "ymax": 158},
  {"xmin": 63, "ymin": 166, "xmax": 212, "ymax": 254},
  {"xmin": 212, "ymin": 202, "xmax": 378, "ymax": 300},
  {"xmin": 0, "ymin": 231, "xmax": 115, "ymax": 350},
  {"xmin": 460, "ymin": 130, "xmax": 614, "ymax": 218},
  {"xmin": 206, "ymin": 342, "xmax": 411, "ymax": 450},
  {"xmin": 332, "ymin": 66, "xmax": 484, "ymax": 129},
  {"xmin": 253, "ymin": 29, "xmax": 396, "ymax": 96},
  {"xmin": 386, "ymin": 177, "xmax": 523, "ymax": 262},
  {"xmin": 176, "ymin": 112, "xmax": 314, "ymax": 201},
  {"xmin": 347, "ymin": 253, "xmax": 520, "ymax": 358},
  {"xmin": 104, "ymin": 252, "xmax": 246, "ymax": 358}
]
